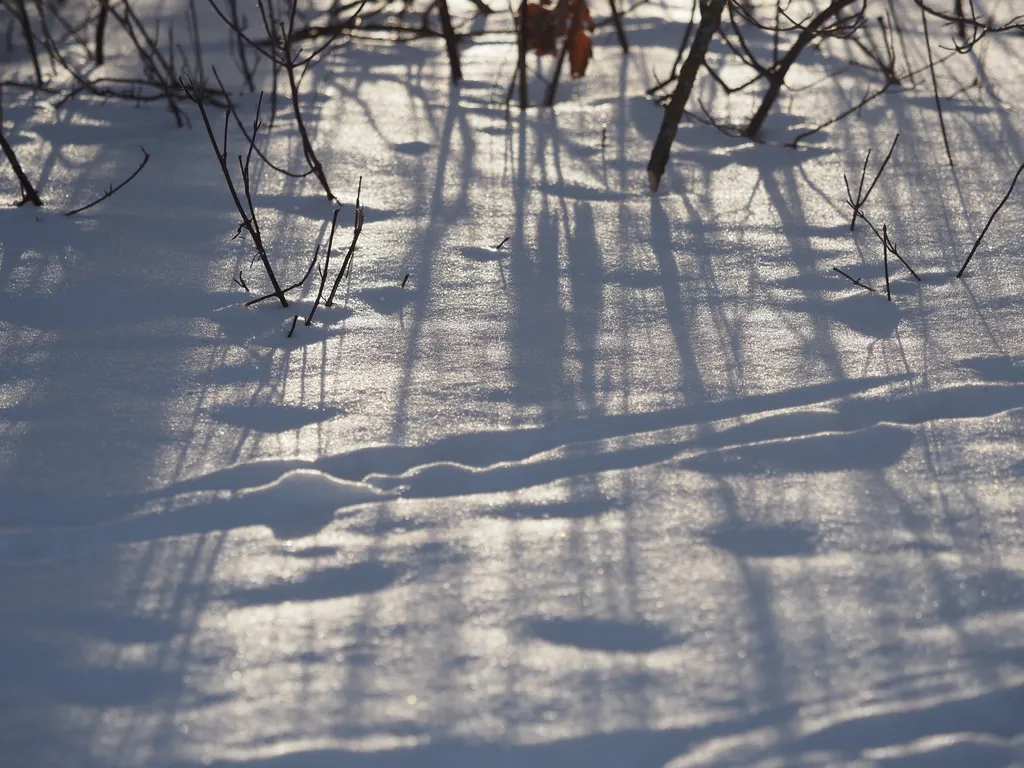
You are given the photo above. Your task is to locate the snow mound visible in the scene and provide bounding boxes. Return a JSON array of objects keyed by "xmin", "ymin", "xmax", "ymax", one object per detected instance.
[{"xmin": 237, "ymin": 469, "xmax": 391, "ymax": 511}]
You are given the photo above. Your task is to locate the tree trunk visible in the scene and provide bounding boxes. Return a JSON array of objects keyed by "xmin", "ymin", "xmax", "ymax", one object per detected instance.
[
  {"xmin": 743, "ymin": 0, "xmax": 860, "ymax": 139},
  {"xmin": 647, "ymin": 0, "xmax": 727, "ymax": 192}
]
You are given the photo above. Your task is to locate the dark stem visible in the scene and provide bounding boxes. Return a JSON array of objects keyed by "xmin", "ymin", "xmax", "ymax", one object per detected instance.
[
  {"xmin": 306, "ymin": 207, "xmax": 341, "ymax": 325},
  {"xmin": 544, "ymin": 0, "xmax": 584, "ymax": 107},
  {"xmin": 647, "ymin": 0, "xmax": 727, "ymax": 192},
  {"xmin": 922, "ymin": 7, "xmax": 953, "ymax": 168},
  {"xmin": 188, "ymin": 0, "xmax": 204, "ymax": 83},
  {"xmin": 743, "ymin": 0, "xmax": 861, "ymax": 139},
  {"xmin": 284, "ymin": 57, "xmax": 336, "ymax": 201},
  {"xmin": 95, "ymin": 0, "xmax": 109, "ymax": 64},
  {"xmin": 517, "ymin": 0, "xmax": 528, "ymax": 109},
  {"xmin": 325, "ymin": 206, "xmax": 365, "ymax": 305},
  {"xmin": 957, "ymin": 159, "xmax": 1024, "ymax": 278},
  {"xmin": 182, "ymin": 77, "xmax": 287, "ymax": 306},
  {"xmin": 608, "ymin": 0, "xmax": 628, "ymax": 52},
  {"xmin": 953, "ymin": 0, "xmax": 966, "ymax": 40},
  {"xmin": 245, "ymin": 244, "xmax": 319, "ymax": 306},
  {"xmin": 65, "ymin": 146, "xmax": 149, "ymax": 215},
  {"xmin": 851, "ymin": 148, "xmax": 872, "ymax": 231},
  {"xmin": 14, "ymin": 0, "xmax": 43, "ymax": 86},
  {"xmin": 883, "ymin": 223, "xmax": 891, "ymax": 301},
  {"xmin": 436, "ymin": 0, "xmax": 462, "ymax": 83},
  {"xmin": 883, "ymin": 226, "xmax": 918, "ymax": 280},
  {"xmin": 850, "ymin": 208, "xmax": 920, "ymax": 281},
  {"xmin": 848, "ymin": 133, "xmax": 899, "ymax": 231},
  {"xmin": 226, "ymin": 0, "xmax": 256, "ymax": 91},
  {"xmin": 833, "ymin": 267, "xmax": 876, "ymax": 292},
  {"xmin": 211, "ymin": 68, "xmax": 312, "ymax": 179},
  {"xmin": 0, "ymin": 86, "xmax": 43, "ymax": 206}
]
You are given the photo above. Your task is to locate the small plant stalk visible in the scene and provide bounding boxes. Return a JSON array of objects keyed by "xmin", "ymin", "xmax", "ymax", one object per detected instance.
[
  {"xmin": 922, "ymin": 8, "xmax": 954, "ymax": 168},
  {"xmin": 883, "ymin": 224, "xmax": 891, "ymax": 301},
  {"xmin": 833, "ymin": 267, "xmax": 875, "ymax": 292},
  {"xmin": 326, "ymin": 184, "xmax": 366, "ymax": 306},
  {"xmin": 182, "ymin": 79, "xmax": 287, "ymax": 306},
  {"xmin": 66, "ymin": 146, "xmax": 150, "ymax": 215},
  {"xmin": 306, "ymin": 207, "xmax": 342, "ymax": 325},
  {"xmin": 845, "ymin": 134, "xmax": 899, "ymax": 232},
  {"xmin": 957, "ymin": 160, "xmax": 1024, "ymax": 278}
]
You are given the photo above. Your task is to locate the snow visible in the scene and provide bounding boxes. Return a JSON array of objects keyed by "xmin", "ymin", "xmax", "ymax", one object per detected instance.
[{"xmin": 2, "ymin": 1, "xmax": 1024, "ymax": 765}]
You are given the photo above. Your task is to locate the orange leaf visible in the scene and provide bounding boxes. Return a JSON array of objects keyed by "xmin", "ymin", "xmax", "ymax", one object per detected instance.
[
  {"xmin": 566, "ymin": 0, "xmax": 593, "ymax": 78},
  {"xmin": 568, "ymin": 28, "xmax": 592, "ymax": 78},
  {"xmin": 568, "ymin": 0, "xmax": 594, "ymax": 30}
]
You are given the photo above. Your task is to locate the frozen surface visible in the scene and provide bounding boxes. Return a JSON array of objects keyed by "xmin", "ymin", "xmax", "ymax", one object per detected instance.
[{"xmin": 2, "ymin": 2, "xmax": 1024, "ymax": 766}]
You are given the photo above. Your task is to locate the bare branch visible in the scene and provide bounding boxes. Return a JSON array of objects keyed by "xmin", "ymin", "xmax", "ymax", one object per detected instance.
[{"xmin": 65, "ymin": 146, "xmax": 150, "ymax": 215}]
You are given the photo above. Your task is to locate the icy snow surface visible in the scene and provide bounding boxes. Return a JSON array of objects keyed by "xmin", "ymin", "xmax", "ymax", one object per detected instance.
[{"xmin": 2, "ymin": 2, "xmax": 1024, "ymax": 766}]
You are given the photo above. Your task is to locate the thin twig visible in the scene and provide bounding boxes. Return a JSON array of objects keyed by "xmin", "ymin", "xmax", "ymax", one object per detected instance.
[
  {"xmin": 922, "ymin": 7, "xmax": 953, "ymax": 168},
  {"xmin": 65, "ymin": 146, "xmax": 150, "ymax": 215},
  {"xmin": 833, "ymin": 266, "xmax": 876, "ymax": 292},
  {"xmin": 326, "ymin": 181, "xmax": 366, "ymax": 306},
  {"xmin": 957, "ymin": 159, "xmax": 1024, "ymax": 278},
  {"xmin": 306, "ymin": 207, "xmax": 341, "ymax": 325},
  {"xmin": 211, "ymin": 68, "xmax": 312, "ymax": 179},
  {"xmin": 883, "ymin": 223, "xmax": 891, "ymax": 301},
  {"xmin": 517, "ymin": 0, "xmax": 528, "ymax": 109},
  {"xmin": 181, "ymin": 76, "xmax": 286, "ymax": 306},
  {"xmin": 859, "ymin": 134, "xmax": 898, "ymax": 220},
  {"xmin": 789, "ymin": 80, "xmax": 896, "ymax": 147},
  {"xmin": 245, "ymin": 244, "xmax": 320, "ymax": 306},
  {"xmin": 850, "ymin": 209, "xmax": 920, "ymax": 280},
  {"xmin": 883, "ymin": 226, "xmax": 919, "ymax": 280},
  {"xmin": 846, "ymin": 133, "xmax": 899, "ymax": 231},
  {"xmin": 0, "ymin": 85, "xmax": 43, "ymax": 206},
  {"xmin": 325, "ymin": 206, "xmax": 365, "ymax": 305},
  {"xmin": 852, "ymin": 148, "xmax": 872, "ymax": 227},
  {"xmin": 544, "ymin": 0, "xmax": 585, "ymax": 106},
  {"xmin": 14, "ymin": 0, "xmax": 43, "ymax": 85},
  {"xmin": 608, "ymin": 0, "xmax": 628, "ymax": 52},
  {"xmin": 437, "ymin": 0, "xmax": 462, "ymax": 83}
]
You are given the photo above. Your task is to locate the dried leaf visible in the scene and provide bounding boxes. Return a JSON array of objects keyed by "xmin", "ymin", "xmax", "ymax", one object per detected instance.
[
  {"xmin": 522, "ymin": 3, "xmax": 559, "ymax": 55},
  {"xmin": 568, "ymin": 27, "xmax": 592, "ymax": 78},
  {"xmin": 566, "ymin": 0, "xmax": 594, "ymax": 78},
  {"xmin": 521, "ymin": 0, "xmax": 595, "ymax": 72}
]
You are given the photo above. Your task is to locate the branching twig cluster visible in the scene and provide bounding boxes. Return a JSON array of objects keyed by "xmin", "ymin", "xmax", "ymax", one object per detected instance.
[
  {"xmin": 844, "ymin": 133, "xmax": 898, "ymax": 232},
  {"xmin": 182, "ymin": 78, "xmax": 290, "ymax": 307},
  {"xmin": 644, "ymin": 0, "xmax": 998, "ymax": 188}
]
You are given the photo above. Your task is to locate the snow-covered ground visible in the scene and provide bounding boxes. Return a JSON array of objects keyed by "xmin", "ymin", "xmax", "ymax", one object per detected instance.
[{"xmin": 2, "ymin": 2, "xmax": 1024, "ymax": 765}]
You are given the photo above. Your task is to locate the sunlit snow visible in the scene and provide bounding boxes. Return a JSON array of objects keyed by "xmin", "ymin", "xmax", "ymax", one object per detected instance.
[{"xmin": 2, "ymin": 0, "xmax": 1024, "ymax": 765}]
